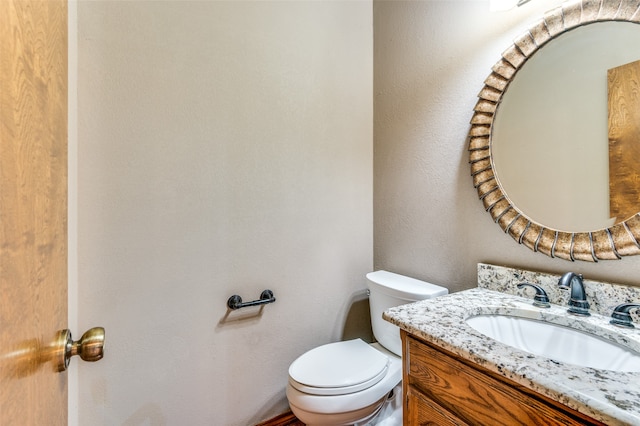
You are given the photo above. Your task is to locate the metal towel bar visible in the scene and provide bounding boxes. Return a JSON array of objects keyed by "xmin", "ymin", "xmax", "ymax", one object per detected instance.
[{"xmin": 227, "ymin": 290, "xmax": 276, "ymax": 310}]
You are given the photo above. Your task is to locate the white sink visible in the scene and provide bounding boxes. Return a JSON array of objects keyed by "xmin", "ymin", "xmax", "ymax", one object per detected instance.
[{"xmin": 466, "ymin": 314, "xmax": 640, "ymax": 372}]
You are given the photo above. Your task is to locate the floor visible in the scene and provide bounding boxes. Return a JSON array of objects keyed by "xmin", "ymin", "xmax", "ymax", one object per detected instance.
[
  {"xmin": 256, "ymin": 411, "xmax": 304, "ymax": 426},
  {"xmin": 282, "ymin": 417, "xmax": 304, "ymax": 426}
]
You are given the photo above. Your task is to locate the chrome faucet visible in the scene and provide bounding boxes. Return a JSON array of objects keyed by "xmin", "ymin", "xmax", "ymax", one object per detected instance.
[
  {"xmin": 610, "ymin": 303, "xmax": 640, "ymax": 328},
  {"xmin": 558, "ymin": 272, "xmax": 590, "ymax": 316}
]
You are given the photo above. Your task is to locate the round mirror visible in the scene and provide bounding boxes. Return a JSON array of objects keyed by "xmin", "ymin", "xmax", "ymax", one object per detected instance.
[
  {"xmin": 469, "ymin": 0, "xmax": 640, "ymax": 262},
  {"xmin": 493, "ymin": 22, "xmax": 640, "ymax": 233}
]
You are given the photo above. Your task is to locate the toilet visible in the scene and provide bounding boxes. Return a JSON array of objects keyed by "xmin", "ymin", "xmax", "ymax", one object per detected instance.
[{"xmin": 286, "ymin": 270, "xmax": 448, "ymax": 425}]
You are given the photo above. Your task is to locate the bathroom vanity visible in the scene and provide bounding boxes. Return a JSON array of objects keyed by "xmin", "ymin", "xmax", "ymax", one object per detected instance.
[
  {"xmin": 384, "ymin": 264, "xmax": 640, "ymax": 425},
  {"xmin": 402, "ymin": 331, "xmax": 602, "ymax": 425}
]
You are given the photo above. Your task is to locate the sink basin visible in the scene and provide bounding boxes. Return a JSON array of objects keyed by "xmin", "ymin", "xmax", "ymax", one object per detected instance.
[{"xmin": 466, "ymin": 314, "xmax": 640, "ymax": 372}]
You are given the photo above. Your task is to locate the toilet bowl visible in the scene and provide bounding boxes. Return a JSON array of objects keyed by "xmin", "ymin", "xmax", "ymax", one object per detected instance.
[
  {"xmin": 286, "ymin": 271, "xmax": 448, "ymax": 425},
  {"xmin": 287, "ymin": 340, "xmax": 400, "ymax": 425}
]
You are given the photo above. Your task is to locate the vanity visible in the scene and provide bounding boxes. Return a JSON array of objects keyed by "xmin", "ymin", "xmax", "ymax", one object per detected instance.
[
  {"xmin": 402, "ymin": 332, "xmax": 602, "ymax": 425},
  {"xmin": 383, "ymin": 264, "xmax": 640, "ymax": 425}
]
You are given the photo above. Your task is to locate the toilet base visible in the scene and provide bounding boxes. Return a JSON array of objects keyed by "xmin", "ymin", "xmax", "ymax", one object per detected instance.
[{"xmin": 368, "ymin": 383, "xmax": 402, "ymax": 425}]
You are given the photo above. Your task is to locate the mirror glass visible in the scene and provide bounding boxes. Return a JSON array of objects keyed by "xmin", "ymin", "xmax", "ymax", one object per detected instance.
[{"xmin": 492, "ymin": 22, "xmax": 640, "ymax": 233}]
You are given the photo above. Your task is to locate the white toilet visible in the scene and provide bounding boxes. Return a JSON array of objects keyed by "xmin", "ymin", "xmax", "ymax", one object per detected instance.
[{"xmin": 286, "ymin": 270, "xmax": 448, "ymax": 425}]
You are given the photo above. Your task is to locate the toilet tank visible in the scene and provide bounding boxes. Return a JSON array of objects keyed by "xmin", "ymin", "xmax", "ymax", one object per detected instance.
[{"xmin": 366, "ymin": 270, "xmax": 448, "ymax": 356}]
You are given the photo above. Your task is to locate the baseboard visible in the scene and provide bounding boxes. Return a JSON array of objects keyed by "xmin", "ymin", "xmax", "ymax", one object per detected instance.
[{"xmin": 255, "ymin": 410, "xmax": 304, "ymax": 426}]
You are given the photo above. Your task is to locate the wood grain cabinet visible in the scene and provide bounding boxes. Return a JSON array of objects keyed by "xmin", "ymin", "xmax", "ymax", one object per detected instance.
[{"xmin": 401, "ymin": 330, "xmax": 605, "ymax": 425}]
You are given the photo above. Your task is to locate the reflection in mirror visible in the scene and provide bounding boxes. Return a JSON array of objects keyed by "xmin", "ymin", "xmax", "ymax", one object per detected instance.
[
  {"xmin": 608, "ymin": 58, "xmax": 640, "ymax": 224},
  {"xmin": 469, "ymin": 0, "xmax": 640, "ymax": 262},
  {"xmin": 492, "ymin": 22, "xmax": 640, "ymax": 233}
]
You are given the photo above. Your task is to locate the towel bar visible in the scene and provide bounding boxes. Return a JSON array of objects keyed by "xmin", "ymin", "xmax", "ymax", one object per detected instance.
[{"xmin": 227, "ymin": 290, "xmax": 276, "ymax": 310}]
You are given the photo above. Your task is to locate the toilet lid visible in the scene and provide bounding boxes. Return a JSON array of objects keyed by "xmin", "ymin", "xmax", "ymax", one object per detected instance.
[{"xmin": 288, "ymin": 339, "xmax": 389, "ymax": 396}]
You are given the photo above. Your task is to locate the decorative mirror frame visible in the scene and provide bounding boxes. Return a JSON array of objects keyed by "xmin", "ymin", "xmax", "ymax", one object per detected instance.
[{"xmin": 469, "ymin": 0, "xmax": 640, "ymax": 262}]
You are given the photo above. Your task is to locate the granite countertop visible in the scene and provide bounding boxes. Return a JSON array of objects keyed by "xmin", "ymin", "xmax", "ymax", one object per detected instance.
[{"xmin": 383, "ymin": 287, "xmax": 640, "ymax": 425}]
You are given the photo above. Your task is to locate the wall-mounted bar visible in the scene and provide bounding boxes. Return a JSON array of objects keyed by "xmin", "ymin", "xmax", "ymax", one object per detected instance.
[{"xmin": 227, "ymin": 290, "xmax": 276, "ymax": 310}]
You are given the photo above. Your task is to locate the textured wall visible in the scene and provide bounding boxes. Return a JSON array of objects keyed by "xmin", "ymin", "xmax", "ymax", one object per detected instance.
[
  {"xmin": 373, "ymin": 0, "xmax": 640, "ymax": 293},
  {"xmin": 76, "ymin": 2, "xmax": 372, "ymax": 424}
]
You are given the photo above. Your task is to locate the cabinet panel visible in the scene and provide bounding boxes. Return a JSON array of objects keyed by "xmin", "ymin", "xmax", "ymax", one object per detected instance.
[
  {"xmin": 403, "ymin": 331, "xmax": 603, "ymax": 426},
  {"xmin": 405, "ymin": 387, "xmax": 468, "ymax": 426}
]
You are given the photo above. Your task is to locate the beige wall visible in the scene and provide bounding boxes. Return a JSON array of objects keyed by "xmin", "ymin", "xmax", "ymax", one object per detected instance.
[
  {"xmin": 374, "ymin": 0, "xmax": 640, "ymax": 293},
  {"xmin": 76, "ymin": 2, "xmax": 372, "ymax": 425},
  {"xmin": 74, "ymin": 0, "xmax": 640, "ymax": 424}
]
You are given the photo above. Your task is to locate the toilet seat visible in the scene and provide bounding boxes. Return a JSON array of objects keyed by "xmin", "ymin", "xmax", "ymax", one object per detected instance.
[{"xmin": 288, "ymin": 339, "xmax": 389, "ymax": 396}]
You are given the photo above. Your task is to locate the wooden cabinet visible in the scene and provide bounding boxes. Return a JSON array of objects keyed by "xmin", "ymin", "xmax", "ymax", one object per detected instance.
[{"xmin": 401, "ymin": 330, "xmax": 605, "ymax": 425}]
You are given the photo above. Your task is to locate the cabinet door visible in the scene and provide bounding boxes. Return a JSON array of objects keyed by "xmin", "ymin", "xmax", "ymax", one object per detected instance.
[{"xmin": 405, "ymin": 387, "xmax": 468, "ymax": 426}]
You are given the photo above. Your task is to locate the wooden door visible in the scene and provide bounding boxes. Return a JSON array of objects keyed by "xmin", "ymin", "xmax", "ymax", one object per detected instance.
[{"xmin": 0, "ymin": 0, "xmax": 68, "ymax": 424}]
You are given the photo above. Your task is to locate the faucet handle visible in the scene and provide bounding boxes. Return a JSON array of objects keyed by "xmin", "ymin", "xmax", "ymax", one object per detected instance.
[
  {"xmin": 610, "ymin": 303, "xmax": 640, "ymax": 328},
  {"xmin": 517, "ymin": 283, "xmax": 550, "ymax": 308}
]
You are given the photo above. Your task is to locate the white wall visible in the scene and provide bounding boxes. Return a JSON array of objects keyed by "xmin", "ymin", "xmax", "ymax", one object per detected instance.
[
  {"xmin": 76, "ymin": 2, "xmax": 372, "ymax": 425},
  {"xmin": 374, "ymin": 0, "xmax": 640, "ymax": 293}
]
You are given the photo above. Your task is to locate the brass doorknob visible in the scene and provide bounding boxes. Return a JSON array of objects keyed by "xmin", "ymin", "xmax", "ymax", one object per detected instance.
[{"xmin": 55, "ymin": 327, "xmax": 105, "ymax": 372}]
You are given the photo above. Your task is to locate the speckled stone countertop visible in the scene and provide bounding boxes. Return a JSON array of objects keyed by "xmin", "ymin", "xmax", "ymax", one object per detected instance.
[{"xmin": 383, "ymin": 264, "xmax": 640, "ymax": 425}]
